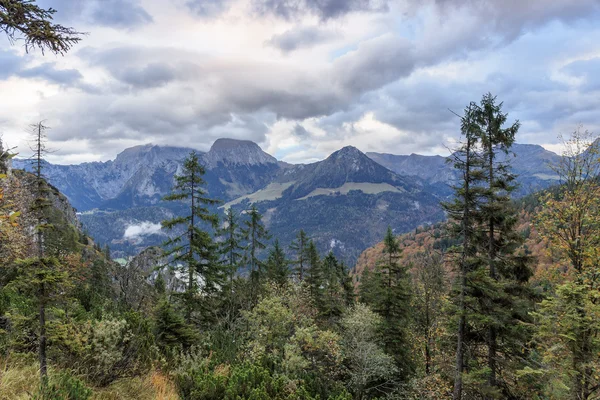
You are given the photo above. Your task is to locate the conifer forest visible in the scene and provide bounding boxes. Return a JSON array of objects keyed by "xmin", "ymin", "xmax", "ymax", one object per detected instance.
[{"xmin": 1, "ymin": 1, "xmax": 600, "ymax": 399}]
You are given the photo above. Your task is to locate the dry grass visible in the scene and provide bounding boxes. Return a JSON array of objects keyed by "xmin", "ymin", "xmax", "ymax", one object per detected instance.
[
  {"xmin": 0, "ymin": 361, "xmax": 39, "ymax": 400},
  {"xmin": 93, "ymin": 370, "xmax": 179, "ymax": 400},
  {"xmin": 0, "ymin": 360, "xmax": 179, "ymax": 400}
]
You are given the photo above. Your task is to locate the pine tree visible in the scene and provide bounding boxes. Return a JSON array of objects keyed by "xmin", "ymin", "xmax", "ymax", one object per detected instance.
[
  {"xmin": 265, "ymin": 239, "xmax": 289, "ymax": 286},
  {"xmin": 339, "ymin": 261, "xmax": 355, "ymax": 307},
  {"xmin": 154, "ymin": 298, "xmax": 197, "ymax": 351},
  {"xmin": 289, "ymin": 229, "xmax": 309, "ymax": 281},
  {"xmin": 473, "ymin": 93, "xmax": 533, "ymax": 397},
  {"xmin": 218, "ymin": 208, "xmax": 244, "ymax": 301},
  {"xmin": 380, "ymin": 227, "xmax": 413, "ymax": 380},
  {"xmin": 359, "ymin": 228, "xmax": 413, "ymax": 380},
  {"xmin": 320, "ymin": 251, "xmax": 345, "ymax": 321},
  {"xmin": 305, "ymin": 240, "xmax": 323, "ymax": 305},
  {"xmin": 242, "ymin": 205, "xmax": 270, "ymax": 299},
  {"xmin": 161, "ymin": 151, "xmax": 220, "ymax": 324},
  {"xmin": 442, "ymin": 103, "xmax": 486, "ymax": 400}
]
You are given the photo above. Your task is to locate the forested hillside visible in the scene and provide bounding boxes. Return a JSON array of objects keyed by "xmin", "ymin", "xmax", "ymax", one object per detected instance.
[
  {"xmin": 2, "ymin": 2, "xmax": 600, "ymax": 398},
  {"xmin": 2, "ymin": 92, "xmax": 600, "ymax": 400}
]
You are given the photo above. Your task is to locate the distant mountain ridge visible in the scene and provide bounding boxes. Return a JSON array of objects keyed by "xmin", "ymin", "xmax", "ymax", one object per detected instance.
[{"xmin": 13, "ymin": 139, "xmax": 562, "ymax": 264}]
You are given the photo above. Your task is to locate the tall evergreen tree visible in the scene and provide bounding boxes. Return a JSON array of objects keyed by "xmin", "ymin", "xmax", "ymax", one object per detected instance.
[
  {"xmin": 339, "ymin": 261, "xmax": 355, "ymax": 307},
  {"xmin": 289, "ymin": 229, "xmax": 309, "ymax": 281},
  {"xmin": 442, "ymin": 102, "xmax": 486, "ymax": 400},
  {"xmin": 359, "ymin": 227, "xmax": 413, "ymax": 380},
  {"xmin": 265, "ymin": 239, "xmax": 289, "ymax": 286},
  {"xmin": 305, "ymin": 240, "xmax": 323, "ymax": 305},
  {"xmin": 380, "ymin": 227, "xmax": 413, "ymax": 380},
  {"xmin": 218, "ymin": 208, "xmax": 244, "ymax": 300},
  {"xmin": 242, "ymin": 205, "xmax": 270, "ymax": 298},
  {"xmin": 474, "ymin": 93, "xmax": 533, "ymax": 397},
  {"xmin": 320, "ymin": 251, "xmax": 349, "ymax": 321},
  {"xmin": 161, "ymin": 151, "xmax": 220, "ymax": 324}
]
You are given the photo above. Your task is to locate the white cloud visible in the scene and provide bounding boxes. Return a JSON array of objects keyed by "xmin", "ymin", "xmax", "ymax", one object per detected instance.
[
  {"xmin": 1, "ymin": 0, "xmax": 599, "ymax": 163},
  {"xmin": 123, "ymin": 221, "xmax": 163, "ymax": 240}
]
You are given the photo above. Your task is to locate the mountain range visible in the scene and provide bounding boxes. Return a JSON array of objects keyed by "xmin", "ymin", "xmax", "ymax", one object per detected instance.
[{"xmin": 13, "ymin": 139, "xmax": 562, "ymax": 264}]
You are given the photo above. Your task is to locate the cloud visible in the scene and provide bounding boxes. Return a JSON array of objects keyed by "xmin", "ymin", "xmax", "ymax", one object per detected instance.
[
  {"xmin": 3, "ymin": 0, "xmax": 600, "ymax": 165},
  {"xmin": 123, "ymin": 221, "xmax": 163, "ymax": 240},
  {"xmin": 186, "ymin": 0, "xmax": 235, "ymax": 17},
  {"xmin": 0, "ymin": 50, "xmax": 24, "ymax": 79},
  {"xmin": 267, "ymin": 26, "xmax": 338, "ymax": 52},
  {"xmin": 88, "ymin": 0, "xmax": 153, "ymax": 28},
  {"xmin": 37, "ymin": 0, "xmax": 152, "ymax": 29},
  {"xmin": 562, "ymin": 58, "xmax": 600, "ymax": 91},
  {"xmin": 19, "ymin": 63, "xmax": 83, "ymax": 86},
  {"xmin": 252, "ymin": 0, "xmax": 390, "ymax": 20},
  {"xmin": 0, "ymin": 50, "xmax": 84, "ymax": 87}
]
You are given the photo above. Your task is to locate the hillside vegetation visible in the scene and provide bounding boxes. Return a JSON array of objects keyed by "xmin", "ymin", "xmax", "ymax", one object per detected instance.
[{"xmin": 1, "ymin": 96, "xmax": 600, "ymax": 400}]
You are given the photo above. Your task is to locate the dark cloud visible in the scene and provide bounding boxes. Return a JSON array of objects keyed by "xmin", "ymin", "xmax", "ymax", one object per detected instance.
[
  {"xmin": 37, "ymin": 0, "xmax": 152, "ymax": 29},
  {"xmin": 88, "ymin": 0, "xmax": 153, "ymax": 28},
  {"xmin": 562, "ymin": 58, "xmax": 600, "ymax": 91},
  {"xmin": 252, "ymin": 0, "xmax": 390, "ymax": 20},
  {"xmin": 118, "ymin": 63, "xmax": 177, "ymax": 89},
  {"xmin": 0, "ymin": 50, "xmax": 83, "ymax": 87},
  {"xmin": 293, "ymin": 124, "xmax": 310, "ymax": 137},
  {"xmin": 333, "ymin": 34, "xmax": 416, "ymax": 95},
  {"xmin": 423, "ymin": 0, "xmax": 600, "ymax": 42},
  {"xmin": 0, "ymin": 50, "xmax": 24, "ymax": 79},
  {"xmin": 186, "ymin": 0, "xmax": 234, "ymax": 17},
  {"xmin": 19, "ymin": 63, "xmax": 83, "ymax": 86},
  {"xmin": 266, "ymin": 26, "xmax": 337, "ymax": 52}
]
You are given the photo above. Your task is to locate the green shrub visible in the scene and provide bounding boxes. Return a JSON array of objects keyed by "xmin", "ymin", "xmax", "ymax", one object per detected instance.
[{"xmin": 33, "ymin": 372, "xmax": 92, "ymax": 400}]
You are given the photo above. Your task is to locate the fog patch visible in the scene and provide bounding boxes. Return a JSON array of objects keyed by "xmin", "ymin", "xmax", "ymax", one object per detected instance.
[{"xmin": 123, "ymin": 221, "xmax": 163, "ymax": 240}]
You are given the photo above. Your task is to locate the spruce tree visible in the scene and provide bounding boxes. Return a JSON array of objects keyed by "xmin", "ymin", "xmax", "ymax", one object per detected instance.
[
  {"xmin": 161, "ymin": 151, "xmax": 220, "ymax": 324},
  {"xmin": 474, "ymin": 93, "xmax": 533, "ymax": 397},
  {"xmin": 320, "ymin": 251, "xmax": 345, "ymax": 321},
  {"xmin": 305, "ymin": 240, "xmax": 323, "ymax": 305},
  {"xmin": 339, "ymin": 261, "xmax": 355, "ymax": 307},
  {"xmin": 218, "ymin": 208, "xmax": 244, "ymax": 302},
  {"xmin": 380, "ymin": 227, "xmax": 413, "ymax": 380},
  {"xmin": 265, "ymin": 239, "xmax": 289, "ymax": 286},
  {"xmin": 289, "ymin": 229, "xmax": 309, "ymax": 281},
  {"xmin": 359, "ymin": 227, "xmax": 413, "ymax": 380},
  {"xmin": 442, "ymin": 102, "xmax": 485, "ymax": 400},
  {"xmin": 242, "ymin": 205, "xmax": 270, "ymax": 298}
]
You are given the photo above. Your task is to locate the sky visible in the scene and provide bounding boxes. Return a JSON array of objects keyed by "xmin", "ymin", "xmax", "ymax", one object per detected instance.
[{"xmin": 0, "ymin": 0, "xmax": 599, "ymax": 164}]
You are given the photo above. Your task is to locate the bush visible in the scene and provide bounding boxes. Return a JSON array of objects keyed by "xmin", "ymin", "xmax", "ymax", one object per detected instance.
[
  {"xmin": 172, "ymin": 346, "xmax": 351, "ymax": 400},
  {"xmin": 33, "ymin": 372, "xmax": 92, "ymax": 400}
]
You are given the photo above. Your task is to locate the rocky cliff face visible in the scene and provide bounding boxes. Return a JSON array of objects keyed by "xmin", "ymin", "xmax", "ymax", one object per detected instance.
[{"xmin": 13, "ymin": 139, "xmax": 283, "ymax": 212}]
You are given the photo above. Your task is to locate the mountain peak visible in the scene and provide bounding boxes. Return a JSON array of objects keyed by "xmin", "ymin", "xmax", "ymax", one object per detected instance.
[
  {"xmin": 114, "ymin": 144, "xmax": 192, "ymax": 167},
  {"xmin": 205, "ymin": 138, "xmax": 277, "ymax": 167},
  {"xmin": 335, "ymin": 145, "xmax": 362, "ymax": 156},
  {"xmin": 210, "ymin": 138, "xmax": 259, "ymax": 151}
]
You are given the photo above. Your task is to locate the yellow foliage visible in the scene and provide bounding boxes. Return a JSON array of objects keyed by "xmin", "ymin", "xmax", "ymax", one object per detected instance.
[{"xmin": 93, "ymin": 370, "xmax": 179, "ymax": 400}]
